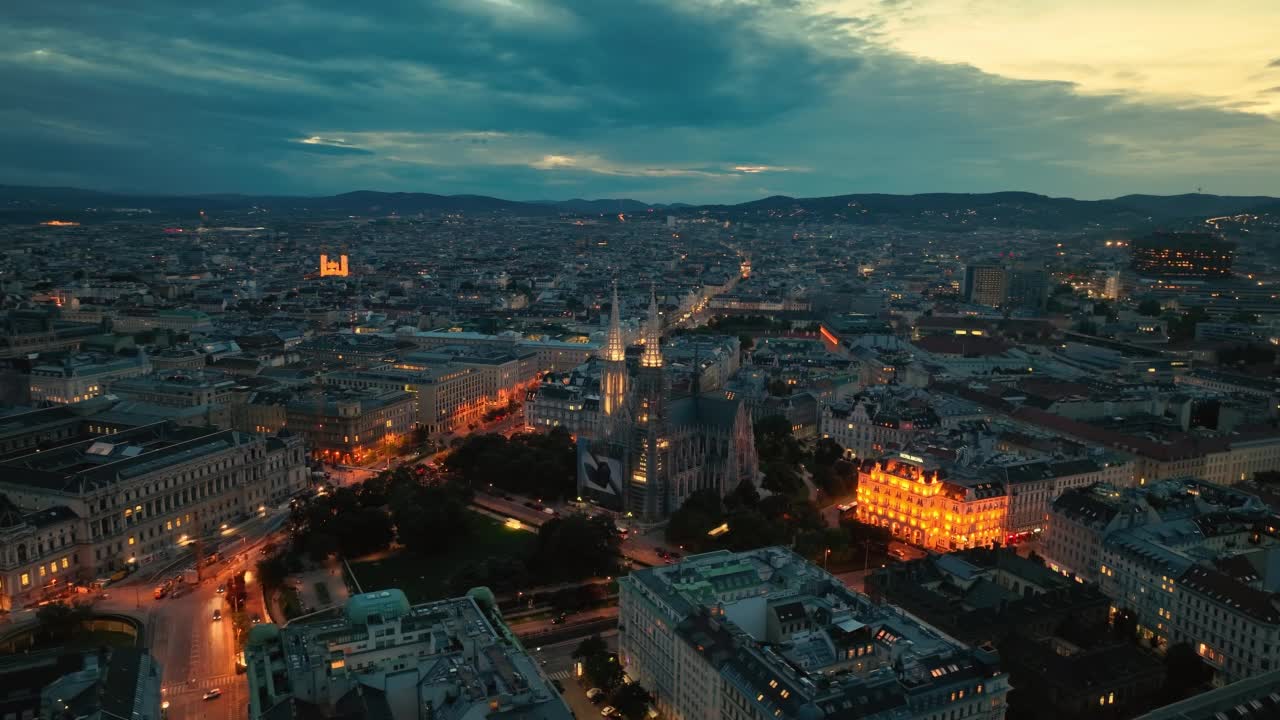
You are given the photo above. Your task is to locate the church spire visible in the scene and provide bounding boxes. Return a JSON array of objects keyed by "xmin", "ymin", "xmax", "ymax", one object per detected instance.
[
  {"xmin": 604, "ymin": 279, "xmax": 625, "ymax": 363},
  {"xmin": 640, "ymin": 284, "xmax": 663, "ymax": 368}
]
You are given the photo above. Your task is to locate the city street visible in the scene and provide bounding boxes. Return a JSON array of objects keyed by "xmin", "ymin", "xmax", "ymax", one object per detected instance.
[
  {"xmin": 92, "ymin": 511, "xmax": 284, "ymax": 720},
  {"xmin": 151, "ymin": 579, "xmax": 242, "ymax": 720},
  {"xmin": 532, "ymin": 632, "xmax": 620, "ymax": 720},
  {"xmin": 509, "ymin": 606, "xmax": 619, "ymax": 637}
]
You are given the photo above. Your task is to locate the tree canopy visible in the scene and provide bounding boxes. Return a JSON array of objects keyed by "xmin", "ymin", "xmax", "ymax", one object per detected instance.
[{"xmin": 444, "ymin": 427, "xmax": 576, "ymax": 500}]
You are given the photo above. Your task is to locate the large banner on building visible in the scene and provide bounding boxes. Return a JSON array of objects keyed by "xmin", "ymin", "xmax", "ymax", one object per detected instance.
[{"xmin": 577, "ymin": 438, "xmax": 623, "ymax": 510}]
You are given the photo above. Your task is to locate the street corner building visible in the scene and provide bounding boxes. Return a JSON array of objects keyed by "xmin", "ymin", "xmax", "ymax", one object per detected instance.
[
  {"xmin": 618, "ymin": 546, "xmax": 1011, "ymax": 720},
  {"xmin": 855, "ymin": 453, "xmax": 1009, "ymax": 553}
]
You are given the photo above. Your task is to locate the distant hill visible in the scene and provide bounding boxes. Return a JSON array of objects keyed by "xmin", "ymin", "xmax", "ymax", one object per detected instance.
[
  {"xmin": 1112, "ymin": 193, "xmax": 1280, "ymax": 219},
  {"xmin": 1, "ymin": 185, "xmax": 1276, "ymax": 229},
  {"xmin": 536, "ymin": 198, "xmax": 663, "ymax": 213}
]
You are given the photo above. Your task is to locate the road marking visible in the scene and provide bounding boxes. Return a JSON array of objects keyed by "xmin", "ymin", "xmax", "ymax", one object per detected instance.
[
  {"xmin": 547, "ymin": 670, "xmax": 572, "ymax": 681},
  {"xmin": 163, "ymin": 674, "xmax": 238, "ymax": 694}
]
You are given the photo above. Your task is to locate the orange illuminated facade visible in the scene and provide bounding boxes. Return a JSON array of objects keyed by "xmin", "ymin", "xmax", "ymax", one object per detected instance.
[
  {"xmin": 319, "ymin": 254, "xmax": 350, "ymax": 277},
  {"xmin": 855, "ymin": 454, "xmax": 1007, "ymax": 552}
]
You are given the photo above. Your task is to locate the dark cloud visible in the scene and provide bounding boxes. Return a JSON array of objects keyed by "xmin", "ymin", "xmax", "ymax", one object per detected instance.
[{"xmin": 0, "ymin": 0, "xmax": 1276, "ymax": 201}]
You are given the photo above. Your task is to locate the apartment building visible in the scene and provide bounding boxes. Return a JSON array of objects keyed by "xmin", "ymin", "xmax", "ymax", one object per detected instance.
[
  {"xmin": 1043, "ymin": 480, "xmax": 1280, "ymax": 683},
  {"xmin": 993, "ymin": 457, "xmax": 1135, "ymax": 538}
]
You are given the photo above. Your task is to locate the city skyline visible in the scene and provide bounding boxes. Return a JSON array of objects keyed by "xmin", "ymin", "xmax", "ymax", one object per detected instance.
[{"xmin": 2, "ymin": 1, "xmax": 1279, "ymax": 202}]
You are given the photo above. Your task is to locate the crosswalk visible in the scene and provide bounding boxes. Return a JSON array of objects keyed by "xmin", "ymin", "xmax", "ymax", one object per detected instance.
[
  {"xmin": 546, "ymin": 669, "xmax": 572, "ymax": 681},
  {"xmin": 163, "ymin": 674, "xmax": 237, "ymax": 695}
]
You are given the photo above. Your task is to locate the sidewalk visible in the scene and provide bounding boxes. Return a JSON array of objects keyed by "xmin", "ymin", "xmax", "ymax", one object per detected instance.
[{"xmin": 295, "ymin": 560, "xmax": 351, "ymax": 612}]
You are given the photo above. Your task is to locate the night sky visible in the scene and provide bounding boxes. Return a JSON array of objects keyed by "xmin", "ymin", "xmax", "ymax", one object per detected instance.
[{"xmin": 2, "ymin": 0, "xmax": 1278, "ymax": 202}]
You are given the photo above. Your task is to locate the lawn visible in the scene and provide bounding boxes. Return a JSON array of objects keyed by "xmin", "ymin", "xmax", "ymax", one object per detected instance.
[{"xmin": 350, "ymin": 512, "xmax": 534, "ymax": 602}]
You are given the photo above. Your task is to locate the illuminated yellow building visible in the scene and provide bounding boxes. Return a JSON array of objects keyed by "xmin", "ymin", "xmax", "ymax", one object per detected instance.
[
  {"xmin": 319, "ymin": 253, "xmax": 349, "ymax": 277},
  {"xmin": 855, "ymin": 453, "xmax": 1008, "ymax": 552}
]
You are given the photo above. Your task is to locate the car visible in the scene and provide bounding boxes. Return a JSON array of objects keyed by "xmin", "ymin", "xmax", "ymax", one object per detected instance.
[
  {"xmin": 216, "ymin": 584, "xmax": 225, "ymax": 594},
  {"xmin": 600, "ymin": 706, "xmax": 617, "ymax": 717},
  {"xmin": 551, "ymin": 679, "xmax": 564, "ymax": 692},
  {"xmin": 203, "ymin": 689, "xmax": 222, "ymax": 701},
  {"xmin": 668, "ymin": 551, "xmax": 681, "ymax": 560},
  {"xmin": 550, "ymin": 613, "xmax": 567, "ymax": 625},
  {"xmin": 585, "ymin": 688, "xmax": 605, "ymax": 703},
  {"xmin": 212, "ymin": 609, "xmax": 222, "ymax": 621},
  {"xmin": 251, "ymin": 613, "xmax": 262, "ymax": 624},
  {"xmin": 836, "ymin": 503, "xmax": 853, "ymax": 511}
]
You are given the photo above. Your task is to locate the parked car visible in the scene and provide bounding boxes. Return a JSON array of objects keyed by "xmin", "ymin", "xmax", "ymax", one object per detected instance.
[{"xmin": 585, "ymin": 688, "xmax": 605, "ymax": 703}]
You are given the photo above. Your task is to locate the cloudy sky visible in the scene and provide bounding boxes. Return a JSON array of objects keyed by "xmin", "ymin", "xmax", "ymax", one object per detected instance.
[{"xmin": 2, "ymin": 0, "xmax": 1278, "ymax": 202}]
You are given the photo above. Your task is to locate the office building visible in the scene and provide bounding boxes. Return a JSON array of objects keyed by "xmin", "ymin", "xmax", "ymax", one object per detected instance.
[
  {"xmin": 1004, "ymin": 264, "xmax": 1049, "ymax": 312},
  {"xmin": 324, "ymin": 366, "xmax": 487, "ymax": 434},
  {"xmin": 29, "ymin": 352, "xmax": 152, "ymax": 405},
  {"xmin": 245, "ymin": 589, "xmax": 571, "ymax": 720},
  {"xmin": 1130, "ymin": 232, "xmax": 1234, "ymax": 278},
  {"xmin": 0, "ymin": 422, "xmax": 308, "ymax": 611},
  {"xmin": 618, "ymin": 546, "xmax": 1011, "ymax": 720},
  {"xmin": 285, "ymin": 389, "xmax": 415, "ymax": 464},
  {"xmin": 963, "ymin": 265, "xmax": 1008, "ymax": 308},
  {"xmin": 855, "ymin": 453, "xmax": 1008, "ymax": 552}
]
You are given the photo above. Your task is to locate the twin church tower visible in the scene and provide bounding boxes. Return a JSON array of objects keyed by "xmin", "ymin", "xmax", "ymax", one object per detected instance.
[{"xmin": 580, "ymin": 283, "xmax": 757, "ymax": 523}]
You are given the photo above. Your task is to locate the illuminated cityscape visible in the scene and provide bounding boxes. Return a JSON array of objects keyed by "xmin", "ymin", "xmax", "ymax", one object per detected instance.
[{"xmin": 2, "ymin": 2, "xmax": 1280, "ymax": 719}]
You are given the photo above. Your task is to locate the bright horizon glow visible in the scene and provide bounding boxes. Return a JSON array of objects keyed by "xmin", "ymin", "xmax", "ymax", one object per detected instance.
[{"xmin": 821, "ymin": 0, "xmax": 1280, "ymax": 114}]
